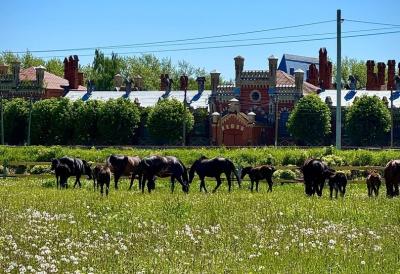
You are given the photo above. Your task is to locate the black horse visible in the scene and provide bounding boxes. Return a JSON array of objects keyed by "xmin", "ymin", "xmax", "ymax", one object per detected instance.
[
  {"xmin": 241, "ymin": 165, "xmax": 276, "ymax": 192},
  {"xmin": 51, "ymin": 156, "xmax": 92, "ymax": 188},
  {"xmin": 328, "ymin": 172, "xmax": 347, "ymax": 198},
  {"xmin": 189, "ymin": 156, "xmax": 241, "ymax": 192},
  {"xmin": 300, "ymin": 158, "xmax": 335, "ymax": 196},
  {"xmin": 139, "ymin": 155, "xmax": 189, "ymax": 193}
]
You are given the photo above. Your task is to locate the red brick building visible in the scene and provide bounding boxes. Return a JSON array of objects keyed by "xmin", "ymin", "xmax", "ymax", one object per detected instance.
[{"xmin": 209, "ymin": 55, "xmax": 319, "ymax": 146}]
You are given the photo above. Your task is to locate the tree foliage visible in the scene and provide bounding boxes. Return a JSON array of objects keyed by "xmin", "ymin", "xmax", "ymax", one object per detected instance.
[
  {"xmin": 147, "ymin": 99, "xmax": 194, "ymax": 144},
  {"xmin": 345, "ymin": 95, "xmax": 391, "ymax": 146},
  {"xmin": 97, "ymin": 98, "xmax": 141, "ymax": 145},
  {"xmin": 333, "ymin": 57, "xmax": 367, "ymax": 88},
  {"xmin": 3, "ymin": 98, "xmax": 30, "ymax": 145},
  {"xmin": 287, "ymin": 94, "xmax": 331, "ymax": 145}
]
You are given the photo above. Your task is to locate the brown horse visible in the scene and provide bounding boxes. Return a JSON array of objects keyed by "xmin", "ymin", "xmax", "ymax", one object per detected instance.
[
  {"xmin": 189, "ymin": 156, "xmax": 241, "ymax": 193},
  {"xmin": 366, "ymin": 170, "xmax": 381, "ymax": 197},
  {"xmin": 384, "ymin": 160, "xmax": 400, "ymax": 197},
  {"xmin": 139, "ymin": 155, "xmax": 189, "ymax": 193},
  {"xmin": 96, "ymin": 165, "xmax": 111, "ymax": 196},
  {"xmin": 240, "ymin": 165, "xmax": 276, "ymax": 192},
  {"xmin": 106, "ymin": 155, "xmax": 141, "ymax": 190}
]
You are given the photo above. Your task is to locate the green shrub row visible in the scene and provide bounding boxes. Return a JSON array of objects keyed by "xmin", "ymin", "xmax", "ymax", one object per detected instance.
[{"xmin": 1, "ymin": 146, "xmax": 399, "ymax": 167}]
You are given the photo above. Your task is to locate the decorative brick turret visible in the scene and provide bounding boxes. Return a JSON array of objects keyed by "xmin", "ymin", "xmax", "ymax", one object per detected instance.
[
  {"xmin": 234, "ymin": 56, "xmax": 244, "ymax": 85},
  {"xmin": 387, "ymin": 60, "xmax": 396, "ymax": 90},
  {"xmin": 366, "ymin": 60, "xmax": 378, "ymax": 90},
  {"xmin": 307, "ymin": 63, "xmax": 319, "ymax": 86},
  {"xmin": 398, "ymin": 62, "xmax": 400, "ymax": 76},
  {"xmin": 210, "ymin": 70, "xmax": 220, "ymax": 95},
  {"xmin": 377, "ymin": 62, "xmax": 386, "ymax": 89},
  {"xmin": 64, "ymin": 55, "xmax": 81, "ymax": 89},
  {"xmin": 319, "ymin": 48, "xmax": 332, "ymax": 89}
]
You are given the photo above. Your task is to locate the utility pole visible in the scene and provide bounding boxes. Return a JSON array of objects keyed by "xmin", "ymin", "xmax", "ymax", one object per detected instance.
[
  {"xmin": 274, "ymin": 96, "xmax": 279, "ymax": 147},
  {"xmin": 0, "ymin": 93, "xmax": 4, "ymax": 145},
  {"xmin": 336, "ymin": 9, "xmax": 342, "ymax": 149},
  {"xmin": 390, "ymin": 88, "xmax": 394, "ymax": 147},
  {"xmin": 180, "ymin": 75, "xmax": 188, "ymax": 146}
]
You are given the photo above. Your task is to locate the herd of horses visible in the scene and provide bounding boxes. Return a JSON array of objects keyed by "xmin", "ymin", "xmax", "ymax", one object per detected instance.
[{"xmin": 50, "ymin": 155, "xmax": 400, "ymax": 198}]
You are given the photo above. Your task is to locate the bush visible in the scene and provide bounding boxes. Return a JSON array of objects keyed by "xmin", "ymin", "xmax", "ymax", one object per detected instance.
[
  {"xmin": 30, "ymin": 165, "xmax": 51, "ymax": 174},
  {"xmin": 41, "ymin": 179, "xmax": 55, "ymax": 188},
  {"xmin": 273, "ymin": 169, "xmax": 297, "ymax": 180},
  {"xmin": 321, "ymin": 155, "xmax": 346, "ymax": 166},
  {"xmin": 3, "ymin": 98, "xmax": 30, "ymax": 145},
  {"xmin": 287, "ymin": 94, "xmax": 331, "ymax": 145},
  {"xmin": 147, "ymin": 99, "xmax": 194, "ymax": 145},
  {"xmin": 345, "ymin": 95, "xmax": 391, "ymax": 146}
]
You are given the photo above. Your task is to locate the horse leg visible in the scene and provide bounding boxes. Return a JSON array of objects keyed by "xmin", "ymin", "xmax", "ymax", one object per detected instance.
[
  {"xmin": 129, "ymin": 173, "xmax": 134, "ymax": 191},
  {"xmin": 73, "ymin": 176, "xmax": 79, "ymax": 188},
  {"xmin": 267, "ymin": 178, "xmax": 273, "ymax": 192},
  {"xmin": 141, "ymin": 176, "xmax": 146, "ymax": 193},
  {"xmin": 225, "ymin": 172, "xmax": 232, "ymax": 192},
  {"xmin": 114, "ymin": 174, "xmax": 120, "ymax": 190},
  {"xmin": 56, "ymin": 175, "xmax": 59, "ymax": 189},
  {"xmin": 200, "ymin": 177, "xmax": 207, "ymax": 193},
  {"xmin": 255, "ymin": 180, "xmax": 260, "ymax": 192},
  {"xmin": 106, "ymin": 181, "xmax": 109, "ymax": 196},
  {"xmin": 250, "ymin": 179, "xmax": 254, "ymax": 192},
  {"xmin": 170, "ymin": 177, "xmax": 175, "ymax": 193},
  {"xmin": 394, "ymin": 182, "xmax": 399, "ymax": 196},
  {"xmin": 367, "ymin": 185, "xmax": 372, "ymax": 197},
  {"xmin": 147, "ymin": 177, "xmax": 153, "ymax": 193},
  {"xmin": 100, "ymin": 183, "xmax": 104, "ymax": 196},
  {"xmin": 212, "ymin": 175, "xmax": 222, "ymax": 193}
]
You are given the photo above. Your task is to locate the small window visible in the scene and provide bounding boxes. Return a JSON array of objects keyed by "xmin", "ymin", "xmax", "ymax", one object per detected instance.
[
  {"xmin": 250, "ymin": 90, "xmax": 261, "ymax": 102},
  {"xmin": 289, "ymin": 68, "xmax": 295, "ymax": 75}
]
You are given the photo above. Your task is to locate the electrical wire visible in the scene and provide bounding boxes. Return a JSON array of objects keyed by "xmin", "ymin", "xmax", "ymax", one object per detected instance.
[{"xmin": 345, "ymin": 19, "xmax": 400, "ymax": 27}]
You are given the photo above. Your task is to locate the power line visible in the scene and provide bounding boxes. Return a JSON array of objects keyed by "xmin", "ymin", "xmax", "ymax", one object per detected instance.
[
  {"xmin": 37, "ymin": 29, "xmax": 400, "ymax": 59},
  {"xmin": 5, "ymin": 20, "xmax": 336, "ymax": 54},
  {"xmin": 345, "ymin": 19, "xmax": 400, "ymax": 27},
  {"xmin": 36, "ymin": 26, "xmax": 400, "ymax": 52}
]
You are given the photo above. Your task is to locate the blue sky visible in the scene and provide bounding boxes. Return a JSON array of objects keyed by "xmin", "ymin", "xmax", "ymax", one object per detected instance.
[{"xmin": 2, "ymin": 0, "xmax": 399, "ymax": 79}]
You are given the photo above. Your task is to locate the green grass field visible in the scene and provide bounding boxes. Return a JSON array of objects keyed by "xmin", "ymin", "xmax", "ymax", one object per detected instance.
[{"xmin": 1, "ymin": 177, "xmax": 400, "ymax": 273}]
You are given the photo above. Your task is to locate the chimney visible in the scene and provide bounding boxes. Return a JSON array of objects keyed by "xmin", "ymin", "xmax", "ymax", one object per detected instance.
[
  {"xmin": 35, "ymin": 66, "xmax": 45, "ymax": 87},
  {"xmin": 211, "ymin": 112, "xmax": 220, "ymax": 124},
  {"xmin": 12, "ymin": 61, "xmax": 20, "ymax": 85},
  {"xmin": 398, "ymin": 62, "xmax": 400, "ymax": 76},
  {"xmin": 0, "ymin": 64, "xmax": 9, "ymax": 75},
  {"xmin": 294, "ymin": 69, "xmax": 304, "ymax": 94},
  {"xmin": 387, "ymin": 60, "xmax": 396, "ymax": 90},
  {"xmin": 307, "ymin": 63, "xmax": 319, "ymax": 86},
  {"xmin": 180, "ymin": 75, "xmax": 188, "ymax": 91},
  {"xmin": 196, "ymin": 76, "xmax": 206, "ymax": 93},
  {"xmin": 228, "ymin": 98, "xmax": 240, "ymax": 113},
  {"xmin": 319, "ymin": 48, "xmax": 332, "ymax": 90},
  {"xmin": 77, "ymin": 72, "xmax": 84, "ymax": 87},
  {"xmin": 268, "ymin": 55, "xmax": 278, "ymax": 87},
  {"xmin": 114, "ymin": 74, "xmax": 123, "ymax": 91},
  {"xmin": 366, "ymin": 60, "xmax": 377, "ymax": 90},
  {"xmin": 210, "ymin": 70, "xmax": 220, "ymax": 95},
  {"xmin": 63, "ymin": 57, "xmax": 69, "ymax": 80},
  {"xmin": 377, "ymin": 62, "xmax": 386, "ymax": 89},
  {"xmin": 234, "ymin": 56, "xmax": 244, "ymax": 85},
  {"xmin": 133, "ymin": 75, "xmax": 143, "ymax": 90}
]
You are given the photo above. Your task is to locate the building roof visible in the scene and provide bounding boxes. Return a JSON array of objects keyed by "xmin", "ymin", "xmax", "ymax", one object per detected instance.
[
  {"xmin": 65, "ymin": 90, "xmax": 212, "ymax": 109},
  {"xmin": 318, "ymin": 89, "xmax": 400, "ymax": 107},
  {"xmin": 278, "ymin": 54, "xmax": 319, "ymax": 76},
  {"xmin": 19, "ymin": 67, "xmax": 86, "ymax": 91},
  {"xmin": 276, "ymin": 70, "xmax": 319, "ymax": 94}
]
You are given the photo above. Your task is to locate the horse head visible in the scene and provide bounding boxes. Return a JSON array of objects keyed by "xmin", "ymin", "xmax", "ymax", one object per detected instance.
[
  {"xmin": 82, "ymin": 160, "xmax": 93, "ymax": 180},
  {"xmin": 240, "ymin": 166, "xmax": 252, "ymax": 179}
]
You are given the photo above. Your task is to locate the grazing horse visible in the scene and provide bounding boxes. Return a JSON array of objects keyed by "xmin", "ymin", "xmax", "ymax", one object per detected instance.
[
  {"xmin": 139, "ymin": 155, "xmax": 189, "ymax": 193},
  {"xmin": 328, "ymin": 172, "xmax": 347, "ymax": 199},
  {"xmin": 106, "ymin": 155, "xmax": 141, "ymax": 190},
  {"xmin": 240, "ymin": 165, "xmax": 276, "ymax": 192},
  {"xmin": 366, "ymin": 170, "xmax": 381, "ymax": 197},
  {"xmin": 301, "ymin": 158, "xmax": 335, "ymax": 196},
  {"xmin": 189, "ymin": 156, "xmax": 241, "ymax": 193},
  {"xmin": 51, "ymin": 157, "xmax": 92, "ymax": 188},
  {"xmin": 95, "ymin": 165, "xmax": 111, "ymax": 196},
  {"xmin": 384, "ymin": 160, "xmax": 400, "ymax": 197}
]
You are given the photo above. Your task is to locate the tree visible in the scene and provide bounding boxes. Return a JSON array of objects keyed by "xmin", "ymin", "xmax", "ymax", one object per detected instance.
[
  {"xmin": 345, "ymin": 95, "xmax": 390, "ymax": 146},
  {"xmin": 3, "ymin": 98, "xmax": 30, "ymax": 145},
  {"xmin": 287, "ymin": 94, "xmax": 331, "ymax": 145},
  {"xmin": 91, "ymin": 49, "xmax": 124, "ymax": 90},
  {"xmin": 97, "ymin": 98, "xmax": 141, "ymax": 145},
  {"xmin": 20, "ymin": 51, "xmax": 45, "ymax": 68},
  {"xmin": 147, "ymin": 98, "xmax": 194, "ymax": 144},
  {"xmin": 45, "ymin": 58, "xmax": 64, "ymax": 77},
  {"xmin": 333, "ymin": 57, "xmax": 367, "ymax": 88}
]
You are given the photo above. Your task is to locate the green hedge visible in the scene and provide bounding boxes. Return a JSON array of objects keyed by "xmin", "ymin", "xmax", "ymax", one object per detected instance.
[{"xmin": 1, "ymin": 146, "xmax": 399, "ymax": 167}]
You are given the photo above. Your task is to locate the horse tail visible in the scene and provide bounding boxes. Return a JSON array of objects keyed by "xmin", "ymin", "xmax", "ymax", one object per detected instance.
[{"xmin": 229, "ymin": 160, "xmax": 241, "ymax": 188}]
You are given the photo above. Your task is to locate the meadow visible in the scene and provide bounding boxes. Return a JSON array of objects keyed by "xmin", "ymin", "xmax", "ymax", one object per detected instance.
[{"xmin": 1, "ymin": 176, "xmax": 400, "ymax": 273}]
